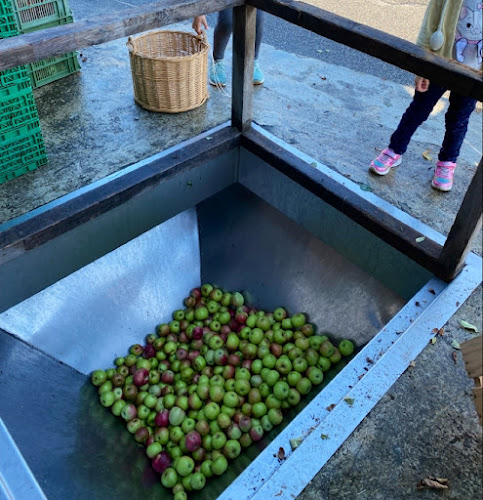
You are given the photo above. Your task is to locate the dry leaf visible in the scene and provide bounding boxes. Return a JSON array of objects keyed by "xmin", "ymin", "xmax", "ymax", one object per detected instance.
[
  {"xmin": 326, "ymin": 404, "xmax": 336, "ymax": 411},
  {"xmin": 451, "ymin": 339, "xmax": 461, "ymax": 350},
  {"xmin": 277, "ymin": 447, "xmax": 286, "ymax": 460},
  {"xmin": 452, "ymin": 352, "xmax": 458, "ymax": 364},
  {"xmin": 432, "ymin": 328, "xmax": 439, "ymax": 334},
  {"xmin": 319, "ymin": 75, "xmax": 327, "ymax": 80},
  {"xmin": 359, "ymin": 183, "xmax": 373, "ymax": 192},
  {"xmin": 206, "ymin": 136, "xmax": 212, "ymax": 140},
  {"xmin": 429, "ymin": 288, "xmax": 436, "ymax": 295},
  {"xmin": 417, "ymin": 477, "xmax": 450, "ymax": 490},
  {"xmin": 415, "ymin": 236, "xmax": 426, "ymax": 243},
  {"xmin": 430, "ymin": 337, "xmax": 437, "ymax": 345},
  {"xmin": 459, "ymin": 320, "xmax": 479, "ymax": 333},
  {"xmin": 344, "ymin": 397, "xmax": 354, "ymax": 406},
  {"xmin": 409, "ymin": 361, "xmax": 416, "ymax": 367},
  {"xmin": 321, "ymin": 434, "xmax": 329, "ymax": 440},
  {"xmin": 275, "ymin": 491, "xmax": 283, "ymax": 497},
  {"xmin": 290, "ymin": 437, "xmax": 302, "ymax": 450},
  {"xmin": 310, "ymin": 162, "xmax": 317, "ymax": 168},
  {"xmin": 422, "ymin": 150, "xmax": 433, "ymax": 161},
  {"xmin": 438, "ymin": 328, "xmax": 444, "ymax": 336}
]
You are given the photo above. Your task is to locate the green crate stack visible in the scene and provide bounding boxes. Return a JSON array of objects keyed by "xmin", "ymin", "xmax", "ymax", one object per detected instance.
[
  {"xmin": 0, "ymin": 3, "xmax": 47, "ymax": 184},
  {"xmin": 8, "ymin": 0, "xmax": 80, "ymax": 89}
]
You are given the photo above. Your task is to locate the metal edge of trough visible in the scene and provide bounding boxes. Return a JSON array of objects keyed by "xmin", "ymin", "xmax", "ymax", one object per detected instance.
[
  {"xmin": 218, "ymin": 261, "xmax": 482, "ymax": 500},
  {"xmin": 0, "ymin": 418, "xmax": 47, "ymax": 500}
]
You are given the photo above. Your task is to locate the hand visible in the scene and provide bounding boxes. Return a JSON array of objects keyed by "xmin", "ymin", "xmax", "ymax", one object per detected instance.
[
  {"xmin": 192, "ymin": 16, "xmax": 208, "ymax": 35},
  {"xmin": 415, "ymin": 76, "xmax": 430, "ymax": 92}
]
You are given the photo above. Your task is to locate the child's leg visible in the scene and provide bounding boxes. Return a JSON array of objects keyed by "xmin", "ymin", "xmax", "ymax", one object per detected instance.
[
  {"xmin": 213, "ymin": 9, "xmax": 265, "ymax": 61},
  {"xmin": 254, "ymin": 10, "xmax": 265, "ymax": 60},
  {"xmin": 213, "ymin": 9, "xmax": 233, "ymax": 61},
  {"xmin": 388, "ymin": 83, "xmax": 446, "ymax": 155},
  {"xmin": 438, "ymin": 92, "xmax": 477, "ymax": 162}
]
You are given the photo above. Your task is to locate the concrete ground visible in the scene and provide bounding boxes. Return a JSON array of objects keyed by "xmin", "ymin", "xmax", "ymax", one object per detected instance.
[{"xmin": 1, "ymin": 0, "xmax": 482, "ymax": 499}]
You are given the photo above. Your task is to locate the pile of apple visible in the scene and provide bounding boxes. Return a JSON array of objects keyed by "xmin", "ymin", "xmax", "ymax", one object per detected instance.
[{"xmin": 91, "ymin": 285, "xmax": 355, "ymax": 500}]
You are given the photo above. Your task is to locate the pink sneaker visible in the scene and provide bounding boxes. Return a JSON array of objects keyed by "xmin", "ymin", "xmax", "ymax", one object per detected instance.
[
  {"xmin": 431, "ymin": 161, "xmax": 455, "ymax": 192},
  {"xmin": 369, "ymin": 148, "xmax": 402, "ymax": 175}
]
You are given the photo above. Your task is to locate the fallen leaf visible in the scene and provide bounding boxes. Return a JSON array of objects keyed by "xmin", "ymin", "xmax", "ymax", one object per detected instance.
[
  {"xmin": 415, "ymin": 236, "xmax": 426, "ymax": 243},
  {"xmin": 310, "ymin": 162, "xmax": 317, "ymax": 168},
  {"xmin": 358, "ymin": 374, "xmax": 365, "ymax": 379},
  {"xmin": 451, "ymin": 339, "xmax": 461, "ymax": 350},
  {"xmin": 326, "ymin": 404, "xmax": 336, "ymax": 411},
  {"xmin": 321, "ymin": 434, "xmax": 329, "ymax": 440},
  {"xmin": 409, "ymin": 361, "xmax": 416, "ymax": 367},
  {"xmin": 277, "ymin": 447, "xmax": 286, "ymax": 460},
  {"xmin": 422, "ymin": 150, "xmax": 433, "ymax": 161},
  {"xmin": 430, "ymin": 337, "xmax": 437, "ymax": 345},
  {"xmin": 359, "ymin": 183, "xmax": 373, "ymax": 192},
  {"xmin": 429, "ymin": 289, "xmax": 436, "ymax": 295},
  {"xmin": 417, "ymin": 477, "xmax": 450, "ymax": 490},
  {"xmin": 319, "ymin": 76, "xmax": 327, "ymax": 80},
  {"xmin": 317, "ymin": 49, "xmax": 322, "ymax": 53},
  {"xmin": 344, "ymin": 397, "xmax": 354, "ymax": 406},
  {"xmin": 290, "ymin": 437, "xmax": 302, "ymax": 450},
  {"xmin": 459, "ymin": 320, "xmax": 479, "ymax": 333},
  {"xmin": 366, "ymin": 357, "xmax": 374, "ymax": 364},
  {"xmin": 452, "ymin": 352, "xmax": 458, "ymax": 364},
  {"xmin": 432, "ymin": 328, "xmax": 439, "ymax": 334},
  {"xmin": 438, "ymin": 327, "xmax": 444, "ymax": 336},
  {"xmin": 325, "ymin": 49, "xmax": 330, "ymax": 53},
  {"xmin": 206, "ymin": 136, "xmax": 212, "ymax": 140},
  {"xmin": 275, "ymin": 491, "xmax": 283, "ymax": 497}
]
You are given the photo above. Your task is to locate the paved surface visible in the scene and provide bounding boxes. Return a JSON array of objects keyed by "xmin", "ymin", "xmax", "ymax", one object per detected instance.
[{"xmin": 1, "ymin": 1, "xmax": 482, "ymax": 499}]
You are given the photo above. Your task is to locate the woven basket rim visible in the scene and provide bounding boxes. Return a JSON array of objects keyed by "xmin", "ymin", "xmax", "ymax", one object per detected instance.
[{"xmin": 127, "ymin": 29, "xmax": 209, "ymax": 62}]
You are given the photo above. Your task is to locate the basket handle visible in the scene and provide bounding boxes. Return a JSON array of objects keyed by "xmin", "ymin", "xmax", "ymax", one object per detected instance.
[{"xmin": 126, "ymin": 37, "xmax": 135, "ymax": 53}]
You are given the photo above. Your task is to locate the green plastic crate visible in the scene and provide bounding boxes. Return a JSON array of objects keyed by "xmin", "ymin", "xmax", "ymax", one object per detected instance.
[
  {"xmin": 0, "ymin": 123, "xmax": 47, "ymax": 184},
  {"xmin": 0, "ymin": 89, "xmax": 39, "ymax": 129},
  {"xmin": 0, "ymin": 0, "xmax": 18, "ymax": 38},
  {"xmin": 9, "ymin": 0, "xmax": 72, "ymax": 33},
  {"xmin": 28, "ymin": 51, "xmax": 80, "ymax": 88}
]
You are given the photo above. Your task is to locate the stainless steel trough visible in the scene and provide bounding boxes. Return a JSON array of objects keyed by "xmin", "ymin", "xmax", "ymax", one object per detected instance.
[{"xmin": 0, "ymin": 123, "xmax": 481, "ymax": 500}]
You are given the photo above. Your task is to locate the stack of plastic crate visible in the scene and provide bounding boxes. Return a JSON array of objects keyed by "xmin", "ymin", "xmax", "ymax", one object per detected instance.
[
  {"xmin": 9, "ymin": 0, "xmax": 80, "ymax": 88},
  {"xmin": 0, "ymin": 1, "xmax": 47, "ymax": 184}
]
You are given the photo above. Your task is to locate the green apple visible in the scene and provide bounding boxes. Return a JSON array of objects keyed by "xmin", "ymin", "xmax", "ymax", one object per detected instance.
[
  {"xmin": 275, "ymin": 355, "xmax": 292, "ymax": 374},
  {"xmin": 201, "ymin": 459, "xmax": 214, "ymax": 478},
  {"xmin": 273, "ymin": 307, "xmax": 287, "ymax": 321},
  {"xmin": 307, "ymin": 366, "xmax": 324, "ymax": 385},
  {"xmin": 212, "ymin": 431, "xmax": 227, "ymax": 450},
  {"xmin": 339, "ymin": 339, "xmax": 355, "ymax": 357},
  {"xmin": 287, "ymin": 370, "xmax": 302, "ymax": 387},
  {"xmin": 223, "ymin": 439, "xmax": 241, "ymax": 459},
  {"xmin": 176, "ymin": 456, "xmax": 195, "ymax": 477},
  {"xmin": 265, "ymin": 370, "xmax": 280, "ymax": 387},
  {"xmin": 204, "ymin": 402, "xmax": 221, "ymax": 420},
  {"xmin": 320, "ymin": 341, "xmax": 335, "ymax": 358},
  {"xmin": 190, "ymin": 472, "xmax": 206, "ymax": 491},
  {"xmin": 296, "ymin": 377, "xmax": 312, "ymax": 395},
  {"xmin": 211, "ymin": 455, "xmax": 228, "ymax": 476},
  {"xmin": 287, "ymin": 388, "xmax": 301, "ymax": 406},
  {"xmin": 251, "ymin": 402, "xmax": 268, "ymax": 418},
  {"xmin": 262, "ymin": 353, "xmax": 277, "ymax": 369},
  {"xmin": 329, "ymin": 348, "xmax": 342, "ymax": 364},
  {"xmin": 251, "ymin": 359, "xmax": 263, "ymax": 374},
  {"xmin": 234, "ymin": 379, "xmax": 251, "ymax": 396},
  {"xmin": 223, "ymin": 391, "xmax": 239, "ymax": 408},
  {"xmin": 249, "ymin": 328, "xmax": 264, "ymax": 344},
  {"xmin": 91, "ymin": 369, "xmax": 107, "ymax": 386},
  {"xmin": 268, "ymin": 408, "xmax": 284, "ymax": 426},
  {"xmin": 161, "ymin": 468, "xmax": 178, "ymax": 488},
  {"xmin": 291, "ymin": 313, "xmax": 306, "ymax": 329},
  {"xmin": 281, "ymin": 318, "xmax": 293, "ymax": 329},
  {"xmin": 293, "ymin": 357, "xmax": 308, "ymax": 373},
  {"xmin": 265, "ymin": 394, "xmax": 282, "ymax": 409},
  {"xmin": 273, "ymin": 381, "xmax": 290, "ymax": 400}
]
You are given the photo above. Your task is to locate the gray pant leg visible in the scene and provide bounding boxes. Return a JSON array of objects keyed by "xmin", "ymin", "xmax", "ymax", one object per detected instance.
[{"xmin": 213, "ymin": 9, "xmax": 265, "ymax": 61}]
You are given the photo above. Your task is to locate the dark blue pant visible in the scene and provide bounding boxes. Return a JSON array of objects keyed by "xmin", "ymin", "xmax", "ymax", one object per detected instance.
[
  {"xmin": 389, "ymin": 83, "xmax": 476, "ymax": 162},
  {"xmin": 213, "ymin": 9, "xmax": 264, "ymax": 61}
]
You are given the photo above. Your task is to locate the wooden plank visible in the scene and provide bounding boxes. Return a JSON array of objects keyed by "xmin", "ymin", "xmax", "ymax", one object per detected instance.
[
  {"xmin": 461, "ymin": 336, "xmax": 483, "ymax": 379},
  {"xmin": 232, "ymin": 5, "xmax": 257, "ymax": 132},
  {"xmin": 0, "ymin": 124, "xmax": 240, "ymax": 264},
  {"xmin": 0, "ymin": 0, "xmax": 243, "ymax": 71},
  {"xmin": 248, "ymin": 0, "xmax": 483, "ymax": 101},
  {"xmin": 241, "ymin": 128, "xmax": 446, "ymax": 278},
  {"xmin": 473, "ymin": 387, "xmax": 482, "ymax": 424},
  {"xmin": 439, "ymin": 160, "xmax": 483, "ymax": 280}
]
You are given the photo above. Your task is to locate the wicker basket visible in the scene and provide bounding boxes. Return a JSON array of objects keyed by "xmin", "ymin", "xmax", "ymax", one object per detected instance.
[{"xmin": 127, "ymin": 30, "xmax": 209, "ymax": 113}]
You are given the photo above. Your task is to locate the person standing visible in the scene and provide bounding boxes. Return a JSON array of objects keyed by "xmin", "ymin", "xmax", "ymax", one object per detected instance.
[
  {"xmin": 369, "ymin": 0, "xmax": 482, "ymax": 191},
  {"xmin": 193, "ymin": 10, "xmax": 265, "ymax": 87}
]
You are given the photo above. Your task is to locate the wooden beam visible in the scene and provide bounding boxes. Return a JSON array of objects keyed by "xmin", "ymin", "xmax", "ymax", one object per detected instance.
[
  {"xmin": 232, "ymin": 5, "xmax": 257, "ymax": 131},
  {"xmin": 241, "ymin": 128, "xmax": 447, "ymax": 278},
  {"xmin": 248, "ymin": 0, "xmax": 483, "ymax": 101},
  {"xmin": 439, "ymin": 159, "xmax": 483, "ymax": 280},
  {"xmin": 0, "ymin": 0, "xmax": 243, "ymax": 71}
]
